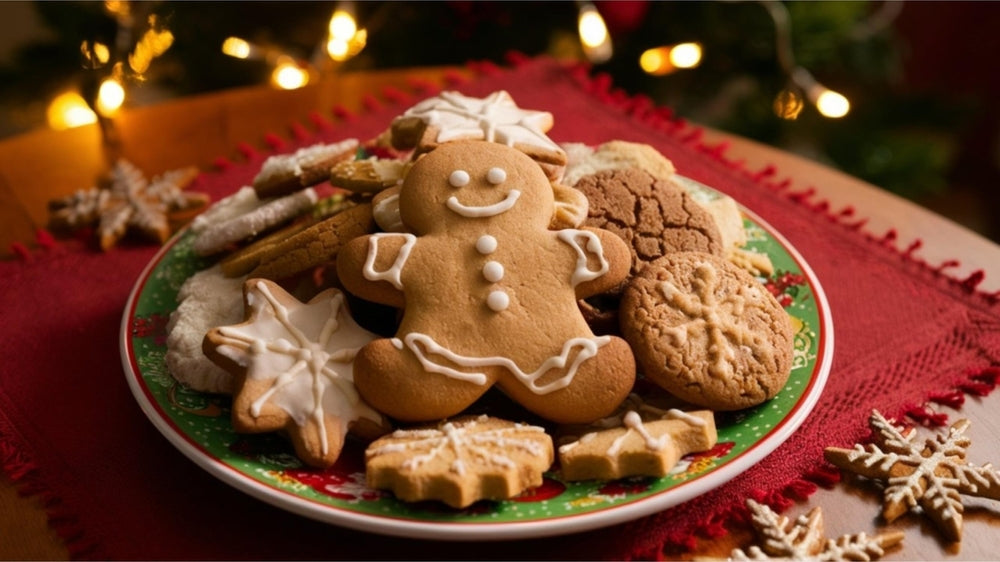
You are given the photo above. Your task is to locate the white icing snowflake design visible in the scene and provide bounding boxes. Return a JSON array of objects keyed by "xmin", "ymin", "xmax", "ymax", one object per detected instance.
[{"xmin": 824, "ymin": 409, "xmax": 1000, "ymax": 542}]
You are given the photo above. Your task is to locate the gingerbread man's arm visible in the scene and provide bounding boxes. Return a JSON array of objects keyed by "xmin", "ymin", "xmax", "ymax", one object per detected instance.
[
  {"xmin": 558, "ymin": 227, "xmax": 631, "ymax": 299},
  {"xmin": 336, "ymin": 232, "xmax": 414, "ymax": 309}
]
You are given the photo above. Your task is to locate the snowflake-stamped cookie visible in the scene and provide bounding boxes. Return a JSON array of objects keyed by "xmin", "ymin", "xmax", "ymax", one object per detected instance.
[
  {"xmin": 203, "ymin": 279, "xmax": 389, "ymax": 467},
  {"xmin": 824, "ymin": 409, "xmax": 1000, "ymax": 542},
  {"xmin": 365, "ymin": 415, "xmax": 554, "ymax": 508}
]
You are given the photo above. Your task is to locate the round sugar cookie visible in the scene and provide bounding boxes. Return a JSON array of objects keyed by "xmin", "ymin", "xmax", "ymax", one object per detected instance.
[{"xmin": 620, "ymin": 252, "xmax": 793, "ymax": 411}]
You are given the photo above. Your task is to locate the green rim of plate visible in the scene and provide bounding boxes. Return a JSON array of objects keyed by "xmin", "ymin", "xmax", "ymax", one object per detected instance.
[{"xmin": 122, "ymin": 176, "xmax": 831, "ymax": 539}]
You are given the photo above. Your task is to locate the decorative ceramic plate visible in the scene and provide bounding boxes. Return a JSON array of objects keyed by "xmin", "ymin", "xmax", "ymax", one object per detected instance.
[{"xmin": 122, "ymin": 176, "xmax": 833, "ymax": 541}]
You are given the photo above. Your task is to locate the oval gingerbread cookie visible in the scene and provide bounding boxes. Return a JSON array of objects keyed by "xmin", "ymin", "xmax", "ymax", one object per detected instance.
[{"xmin": 620, "ymin": 252, "xmax": 793, "ymax": 411}]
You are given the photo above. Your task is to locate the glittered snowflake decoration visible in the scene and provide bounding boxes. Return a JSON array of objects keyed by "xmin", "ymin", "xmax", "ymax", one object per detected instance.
[
  {"xmin": 730, "ymin": 499, "xmax": 904, "ymax": 561},
  {"xmin": 365, "ymin": 415, "xmax": 554, "ymax": 508},
  {"xmin": 48, "ymin": 158, "xmax": 208, "ymax": 250},
  {"xmin": 205, "ymin": 279, "xmax": 386, "ymax": 467},
  {"xmin": 824, "ymin": 409, "xmax": 1000, "ymax": 542}
]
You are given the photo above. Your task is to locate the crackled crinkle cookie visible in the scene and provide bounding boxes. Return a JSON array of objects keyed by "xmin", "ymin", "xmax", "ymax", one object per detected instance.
[
  {"xmin": 365, "ymin": 415, "xmax": 554, "ymax": 508},
  {"xmin": 203, "ymin": 279, "xmax": 389, "ymax": 467},
  {"xmin": 621, "ymin": 252, "xmax": 793, "ymax": 410},
  {"xmin": 557, "ymin": 393, "xmax": 717, "ymax": 481},
  {"xmin": 252, "ymin": 138, "xmax": 359, "ymax": 198},
  {"xmin": 191, "ymin": 187, "xmax": 320, "ymax": 256},
  {"xmin": 337, "ymin": 140, "xmax": 635, "ymax": 424},
  {"xmin": 165, "ymin": 265, "xmax": 246, "ymax": 394},
  {"xmin": 390, "ymin": 90, "xmax": 567, "ymax": 178},
  {"xmin": 561, "ymin": 140, "xmax": 677, "ymax": 187}
]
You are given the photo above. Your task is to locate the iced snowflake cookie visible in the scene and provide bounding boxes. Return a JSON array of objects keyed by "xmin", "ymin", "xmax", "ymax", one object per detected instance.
[
  {"xmin": 825, "ymin": 410, "xmax": 1000, "ymax": 542},
  {"xmin": 203, "ymin": 279, "xmax": 389, "ymax": 467},
  {"xmin": 336, "ymin": 140, "xmax": 636, "ymax": 424},
  {"xmin": 557, "ymin": 393, "xmax": 717, "ymax": 481},
  {"xmin": 365, "ymin": 415, "xmax": 554, "ymax": 508},
  {"xmin": 252, "ymin": 138, "xmax": 359, "ymax": 198},
  {"xmin": 621, "ymin": 252, "xmax": 793, "ymax": 411},
  {"xmin": 389, "ymin": 90, "xmax": 567, "ymax": 179}
]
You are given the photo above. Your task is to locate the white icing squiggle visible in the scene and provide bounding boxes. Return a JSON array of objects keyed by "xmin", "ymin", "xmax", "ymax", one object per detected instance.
[
  {"xmin": 446, "ymin": 189, "xmax": 520, "ymax": 218},
  {"xmin": 363, "ymin": 232, "xmax": 417, "ymax": 290},
  {"xmin": 392, "ymin": 332, "xmax": 611, "ymax": 394},
  {"xmin": 557, "ymin": 229, "xmax": 609, "ymax": 286}
]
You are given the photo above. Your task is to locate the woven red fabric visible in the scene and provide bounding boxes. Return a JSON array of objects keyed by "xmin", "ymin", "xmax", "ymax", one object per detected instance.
[{"xmin": 2, "ymin": 56, "xmax": 999, "ymax": 560}]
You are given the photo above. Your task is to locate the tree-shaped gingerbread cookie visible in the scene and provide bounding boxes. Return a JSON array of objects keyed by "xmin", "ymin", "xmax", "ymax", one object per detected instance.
[{"xmin": 337, "ymin": 140, "xmax": 636, "ymax": 423}]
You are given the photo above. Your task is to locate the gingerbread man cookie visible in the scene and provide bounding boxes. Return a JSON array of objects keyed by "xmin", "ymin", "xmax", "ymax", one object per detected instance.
[{"xmin": 337, "ymin": 140, "xmax": 636, "ymax": 424}]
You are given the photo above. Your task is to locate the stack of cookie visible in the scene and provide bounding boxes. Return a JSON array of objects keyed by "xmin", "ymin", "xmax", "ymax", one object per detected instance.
[{"xmin": 166, "ymin": 90, "xmax": 793, "ymax": 508}]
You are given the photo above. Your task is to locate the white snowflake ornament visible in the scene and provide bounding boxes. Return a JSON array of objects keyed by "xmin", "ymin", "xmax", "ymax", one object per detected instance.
[{"xmin": 824, "ymin": 409, "xmax": 1000, "ymax": 542}]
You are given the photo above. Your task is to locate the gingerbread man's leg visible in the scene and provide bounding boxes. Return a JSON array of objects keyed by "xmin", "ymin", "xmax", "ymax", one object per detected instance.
[
  {"xmin": 353, "ymin": 338, "xmax": 494, "ymax": 422},
  {"xmin": 499, "ymin": 335, "xmax": 636, "ymax": 425}
]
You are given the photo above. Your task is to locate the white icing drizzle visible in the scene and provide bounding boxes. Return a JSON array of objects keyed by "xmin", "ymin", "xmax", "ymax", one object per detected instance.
[
  {"xmin": 486, "ymin": 290, "xmax": 510, "ymax": 312},
  {"xmin": 475, "ymin": 235, "xmax": 498, "ymax": 254},
  {"xmin": 363, "ymin": 232, "xmax": 417, "ymax": 290},
  {"xmin": 449, "ymin": 169, "xmax": 470, "ymax": 187},
  {"xmin": 487, "ymin": 167, "xmax": 507, "ymax": 185},
  {"xmin": 556, "ymin": 229, "xmax": 609, "ymax": 286},
  {"xmin": 367, "ymin": 415, "xmax": 548, "ymax": 476},
  {"xmin": 482, "ymin": 261, "xmax": 504, "ymax": 283},
  {"xmin": 393, "ymin": 332, "xmax": 611, "ymax": 394},
  {"xmin": 214, "ymin": 282, "xmax": 379, "ymax": 457},
  {"xmin": 446, "ymin": 189, "xmax": 521, "ymax": 218}
]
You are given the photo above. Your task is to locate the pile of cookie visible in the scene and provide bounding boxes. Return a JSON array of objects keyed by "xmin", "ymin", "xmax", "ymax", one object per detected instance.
[{"xmin": 166, "ymin": 90, "xmax": 793, "ymax": 508}]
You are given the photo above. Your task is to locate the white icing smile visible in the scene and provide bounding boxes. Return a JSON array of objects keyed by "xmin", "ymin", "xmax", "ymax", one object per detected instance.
[{"xmin": 446, "ymin": 189, "xmax": 521, "ymax": 218}]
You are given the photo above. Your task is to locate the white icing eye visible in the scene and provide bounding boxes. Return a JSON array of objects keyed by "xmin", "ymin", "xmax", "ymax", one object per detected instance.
[
  {"xmin": 482, "ymin": 261, "xmax": 504, "ymax": 283},
  {"xmin": 487, "ymin": 167, "xmax": 507, "ymax": 185},
  {"xmin": 487, "ymin": 290, "xmax": 510, "ymax": 312},
  {"xmin": 449, "ymin": 169, "xmax": 470, "ymax": 187},
  {"xmin": 475, "ymin": 235, "xmax": 498, "ymax": 254}
]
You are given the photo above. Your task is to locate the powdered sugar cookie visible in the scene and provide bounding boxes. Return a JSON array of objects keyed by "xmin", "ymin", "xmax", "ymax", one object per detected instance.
[
  {"xmin": 621, "ymin": 252, "xmax": 793, "ymax": 410},
  {"xmin": 191, "ymin": 187, "xmax": 319, "ymax": 256},
  {"xmin": 365, "ymin": 415, "xmax": 553, "ymax": 508},
  {"xmin": 204, "ymin": 279, "xmax": 389, "ymax": 467},
  {"xmin": 252, "ymin": 138, "xmax": 359, "ymax": 198}
]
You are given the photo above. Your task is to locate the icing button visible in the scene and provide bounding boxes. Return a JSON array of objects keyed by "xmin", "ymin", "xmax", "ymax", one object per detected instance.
[
  {"xmin": 449, "ymin": 169, "xmax": 470, "ymax": 187},
  {"xmin": 487, "ymin": 167, "xmax": 507, "ymax": 185},
  {"xmin": 486, "ymin": 290, "xmax": 510, "ymax": 312},
  {"xmin": 476, "ymin": 235, "xmax": 498, "ymax": 255},
  {"xmin": 482, "ymin": 261, "xmax": 504, "ymax": 283}
]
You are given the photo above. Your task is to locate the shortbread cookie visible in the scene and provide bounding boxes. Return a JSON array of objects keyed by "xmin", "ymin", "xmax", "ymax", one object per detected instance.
[
  {"xmin": 337, "ymin": 141, "xmax": 635, "ymax": 424},
  {"xmin": 165, "ymin": 265, "xmax": 246, "ymax": 394},
  {"xmin": 329, "ymin": 157, "xmax": 409, "ymax": 193},
  {"xmin": 247, "ymin": 202, "xmax": 374, "ymax": 281},
  {"xmin": 252, "ymin": 138, "xmax": 359, "ymax": 198},
  {"xmin": 204, "ymin": 279, "xmax": 388, "ymax": 467},
  {"xmin": 561, "ymin": 140, "xmax": 677, "ymax": 186},
  {"xmin": 191, "ymin": 187, "xmax": 319, "ymax": 256},
  {"xmin": 365, "ymin": 415, "xmax": 554, "ymax": 508},
  {"xmin": 576, "ymin": 168, "xmax": 724, "ymax": 277},
  {"xmin": 558, "ymin": 397, "xmax": 717, "ymax": 481},
  {"xmin": 620, "ymin": 252, "xmax": 793, "ymax": 410},
  {"xmin": 390, "ymin": 91, "xmax": 567, "ymax": 174}
]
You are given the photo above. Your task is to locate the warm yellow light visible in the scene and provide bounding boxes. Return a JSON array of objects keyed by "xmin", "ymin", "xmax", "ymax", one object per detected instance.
[
  {"xmin": 639, "ymin": 48, "xmax": 667, "ymax": 75},
  {"xmin": 327, "ymin": 27, "xmax": 366, "ymax": 61},
  {"xmin": 47, "ymin": 91, "xmax": 98, "ymax": 130},
  {"xmin": 272, "ymin": 61, "xmax": 309, "ymax": 90},
  {"xmin": 328, "ymin": 10, "xmax": 357, "ymax": 40},
  {"xmin": 773, "ymin": 88, "xmax": 804, "ymax": 120},
  {"xmin": 327, "ymin": 37, "xmax": 349, "ymax": 60},
  {"xmin": 578, "ymin": 6, "xmax": 608, "ymax": 49},
  {"xmin": 96, "ymin": 77, "xmax": 125, "ymax": 116},
  {"xmin": 80, "ymin": 41, "xmax": 111, "ymax": 67},
  {"xmin": 104, "ymin": 0, "xmax": 130, "ymax": 17},
  {"xmin": 669, "ymin": 42, "xmax": 702, "ymax": 69},
  {"xmin": 815, "ymin": 89, "xmax": 850, "ymax": 118},
  {"xmin": 129, "ymin": 28, "xmax": 174, "ymax": 74},
  {"xmin": 222, "ymin": 37, "xmax": 252, "ymax": 59}
]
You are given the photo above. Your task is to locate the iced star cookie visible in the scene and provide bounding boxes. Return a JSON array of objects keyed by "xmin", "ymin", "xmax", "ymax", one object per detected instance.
[
  {"xmin": 252, "ymin": 138, "xmax": 359, "ymax": 198},
  {"xmin": 621, "ymin": 252, "xmax": 793, "ymax": 411},
  {"xmin": 203, "ymin": 279, "xmax": 389, "ymax": 467},
  {"xmin": 365, "ymin": 415, "xmax": 553, "ymax": 508},
  {"xmin": 336, "ymin": 140, "xmax": 636, "ymax": 424},
  {"xmin": 557, "ymin": 394, "xmax": 717, "ymax": 481}
]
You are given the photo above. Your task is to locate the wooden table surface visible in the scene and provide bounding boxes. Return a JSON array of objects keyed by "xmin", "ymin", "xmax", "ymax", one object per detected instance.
[{"xmin": 2, "ymin": 66, "xmax": 998, "ymax": 560}]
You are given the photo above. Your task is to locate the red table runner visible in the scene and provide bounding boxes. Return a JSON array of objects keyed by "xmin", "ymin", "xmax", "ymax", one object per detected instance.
[{"xmin": 3, "ymin": 55, "xmax": 999, "ymax": 560}]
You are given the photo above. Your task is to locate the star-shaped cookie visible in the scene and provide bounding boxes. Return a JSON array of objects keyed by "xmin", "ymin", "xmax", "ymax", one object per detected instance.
[
  {"xmin": 204, "ymin": 279, "xmax": 388, "ymax": 467},
  {"xmin": 824, "ymin": 409, "xmax": 1000, "ymax": 542}
]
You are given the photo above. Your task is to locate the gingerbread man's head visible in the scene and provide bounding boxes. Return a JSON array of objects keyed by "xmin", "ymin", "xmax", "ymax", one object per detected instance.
[{"xmin": 399, "ymin": 141, "xmax": 556, "ymax": 234}]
